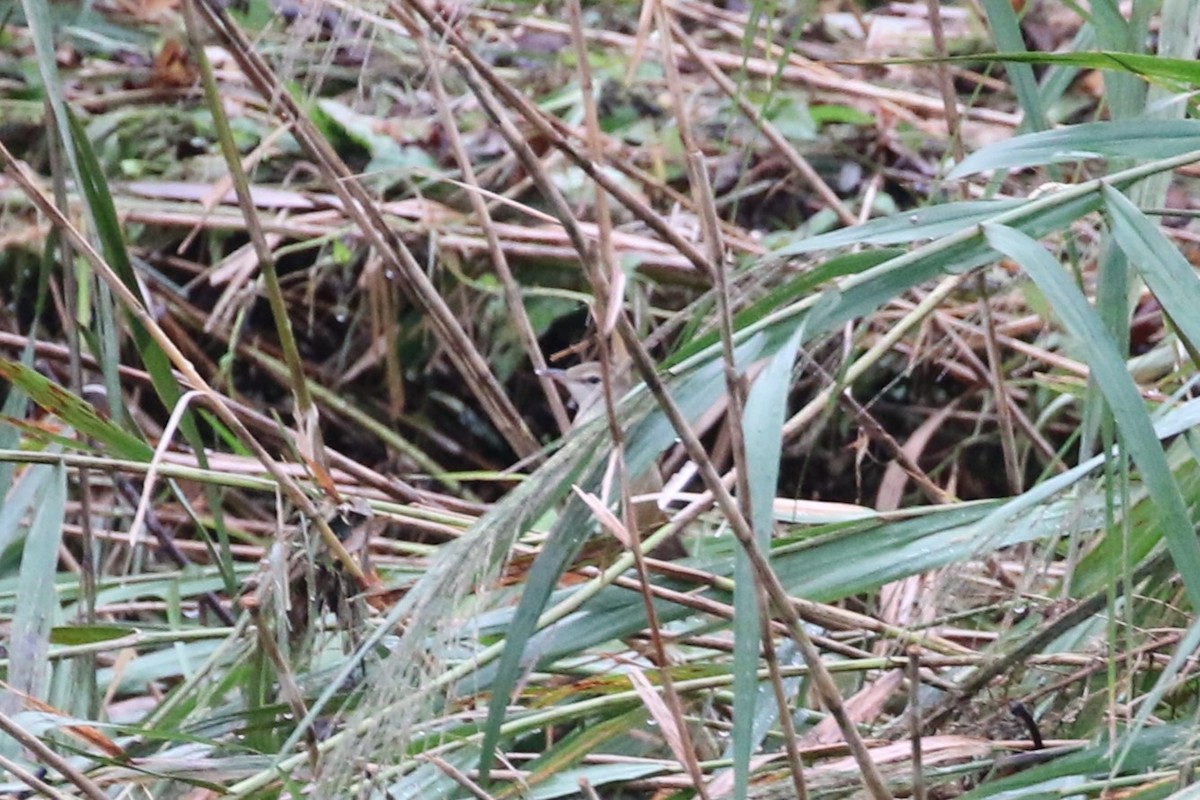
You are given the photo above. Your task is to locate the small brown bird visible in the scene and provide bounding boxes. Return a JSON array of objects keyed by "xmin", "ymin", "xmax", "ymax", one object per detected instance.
[
  {"xmin": 539, "ymin": 362, "xmax": 686, "ymax": 560},
  {"xmin": 539, "ymin": 362, "xmax": 609, "ymax": 424}
]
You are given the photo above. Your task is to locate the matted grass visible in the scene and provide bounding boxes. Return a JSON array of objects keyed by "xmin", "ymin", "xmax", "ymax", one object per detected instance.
[{"xmin": 2, "ymin": 0, "xmax": 1200, "ymax": 797}]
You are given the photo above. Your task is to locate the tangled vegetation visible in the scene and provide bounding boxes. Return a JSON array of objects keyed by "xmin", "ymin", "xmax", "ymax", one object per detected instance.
[{"xmin": 3, "ymin": 0, "xmax": 1200, "ymax": 797}]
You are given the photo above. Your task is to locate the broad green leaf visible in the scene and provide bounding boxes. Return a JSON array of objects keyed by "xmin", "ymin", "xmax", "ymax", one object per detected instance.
[
  {"xmin": 524, "ymin": 761, "xmax": 665, "ymax": 799},
  {"xmin": 0, "ymin": 459, "xmax": 57, "ymax": 560},
  {"xmin": 736, "ymin": 148, "xmax": 1199, "ymax": 376},
  {"xmin": 383, "ymin": 750, "xmax": 482, "ymax": 799},
  {"xmin": 1037, "ymin": 24, "xmax": 1094, "ymax": 119},
  {"xmin": 0, "ymin": 424, "xmax": 20, "ymax": 526},
  {"xmin": 765, "ymin": 192, "xmax": 1104, "ymax": 352},
  {"xmin": 1088, "ymin": 0, "xmax": 1149, "ymax": 121},
  {"xmin": 0, "ymin": 416, "xmax": 102, "ymax": 453},
  {"xmin": 504, "ymin": 393, "xmax": 1200, "ymax": 667},
  {"xmin": 480, "ymin": 500, "xmax": 1049, "ymax": 668}
]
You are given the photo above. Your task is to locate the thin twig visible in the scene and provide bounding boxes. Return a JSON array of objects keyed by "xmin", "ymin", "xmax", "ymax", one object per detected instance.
[
  {"xmin": 426, "ymin": 754, "xmax": 498, "ymax": 799},
  {"xmin": 918, "ymin": 551, "xmax": 1168, "ymax": 733},
  {"xmin": 0, "ymin": 711, "xmax": 109, "ymax": 800},
  {"xmin": 922, "ymin": 0, "xmax": 965, "ymax": 165},
  {"xmin": 183, "ymin": 0, "xmax": 331, "ymax": 475},
  {"xmin": 761, "ymin": 596, "xmax": 809, "ymax": 800},
  {"xmin": 574, "ymin": 2, "xmax": 711, "ymax": 791},
  {"xmin": 0, "ymin": 752, "xmax": 76, "ymax": 799},
  {"xmin": 908, "ymin": 648, "xmax": 926, "ymax": 800},
  {"xmin": 975, "ymin": 273, "xmax": 1023, "ymax": 493},
  {"xmin": 242, "ymin": 599, "xmax": 320, "ymax": 772},
  {"xmin": 611, "ymin": 311, "xmax": 894, "ymax": 799}
]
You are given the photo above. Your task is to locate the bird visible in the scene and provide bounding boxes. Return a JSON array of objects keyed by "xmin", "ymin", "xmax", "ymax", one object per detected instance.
[
  {"xmin": 539, "ymin": 362, "xmax": 686, "ymax": 560},
  {"xmin": 539, "ymin": 362, "xmax": 609, "ymax": 424}
]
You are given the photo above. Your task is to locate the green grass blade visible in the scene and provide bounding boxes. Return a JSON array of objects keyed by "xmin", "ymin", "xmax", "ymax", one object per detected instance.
[
  {"xmin": 1038, "ymin": 24, "xmax": 1094, "ymax": 121},
  {"xmin": 979, "ymin": 0, "xmax": 1049, "ymax": 131},
  {"xmin": 949, "ymin": 119, "xmax": 1200, "ymax": 178},
  {"xmin": 0, "ymin": 463, "xmax": 57, "ymax": 574},
  {"xmin": 479, "ymin": 356, "xmax": 739, "ymax": 782},
  {"xmin": 517, "ymin": 706, "xmax": 648, "ymax": 794},
  {"xmin": 1104, "ymin": 183, "xmax": 1200, "ymax": 352},
  {"xmin": 475, "ymin": 452, "xmax": 603, "ymax": 784},
  {"xmin": 730, "ymin": 325, "xmax": 803, "ymax": 798},
  {"xmin": 65, "ymin": 109, "xmax": 238, "ymax": 593},
  {"xmin": 0, "ymin": 359, "xmax": 152, "ymax": 461},
  {"xmin": 1111, "ymin": 608, "xmax": 1200, "ymax": 774},
  {"xmin": 7, "ymin": 462, "xmax": 66, "ymax": 705},
  {"xmin": 665, "ymin": 249, "xmax": 899, "ymax": 368},
  {"xmin": 0, "ymin": 366, "xmax": 33, "ymax": 501},
  {"xmin": 1089, "ymin": 0, "xmax": 1148, "ymax": 119},
  {"xmin": 886, "ymin": 50, "xmax": 1200, "ymax": 86},
  {"xmin": 983, "ymin": 222, "xmax": 1200, "ymax": 610},
  {"xmin": 769, "ymin": 201, "xmax": 1022, "ymax": 255},
  {"xmin": 17, "ymin": 0, "xmax": 79, "ymax": 180}
]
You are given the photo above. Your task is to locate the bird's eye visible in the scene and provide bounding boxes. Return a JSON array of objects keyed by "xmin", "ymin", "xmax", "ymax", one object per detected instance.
[{"xmin": 585, "ymin": 375, "xmax": 602, "ymax": 384}]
